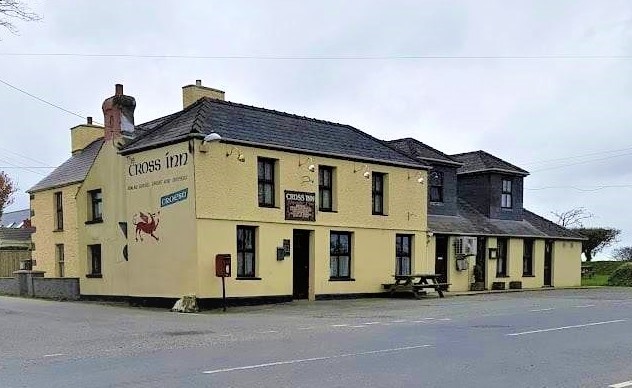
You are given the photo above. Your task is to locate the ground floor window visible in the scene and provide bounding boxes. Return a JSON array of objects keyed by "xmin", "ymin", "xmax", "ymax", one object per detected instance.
[
  {"xmin": 330, "ymin": 231, "xmax": 351, "ymax": 279},
  {"xmin": 55, "ymin": 244, "xmax": 65, "ymax": 278},
  {"xmin": 395, "ymin": 234, "xmax": 412, "ymax": 275},
  {"xmin": 496, "ymin": 238, "xmax": 508, "ymax": 277},
  {"xmin": 523, "ymin": 239, "xmax": 534, "ymax": 276},
  {"xmin": 88, "ymin": 244, "xmax": 101, "ymax": 276},
  {"xmin": 237, "ymin": 226, "xmax": 256, "ymax": 278}
]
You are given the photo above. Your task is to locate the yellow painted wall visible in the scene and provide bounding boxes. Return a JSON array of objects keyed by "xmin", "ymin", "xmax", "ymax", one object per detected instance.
[
  {"xmin": 194, "ymin": 141, "xmax": 428, "ymax": 298},
  {"xmin": 30, "ymin": 184, "xmax": 80, "ymax": 277},
  {"xmin": 70, "ymin": 124, "xmax": 103, "ymax": 154},
  {"xmin": 552, "ymin": 240, "xmax": 582, "ymax": 287}
]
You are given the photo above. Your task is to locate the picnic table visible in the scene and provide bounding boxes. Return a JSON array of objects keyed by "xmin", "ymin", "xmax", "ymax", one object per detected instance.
[{"xmin": 382, "ymin": 274, "xmax": 450, "ymax": 299}]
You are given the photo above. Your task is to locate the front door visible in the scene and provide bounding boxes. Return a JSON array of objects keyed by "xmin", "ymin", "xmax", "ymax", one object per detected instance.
[
  {"xmin": 475, "ymin": 237, "xmax": 487, "ymax": 285},
  {"xmin": 435, "ymin": 236, "xmax": 448, "ymax": 285},
  {"xmin": 292, "ymin": 230, "xmax": 310, "ymax": 299},
  {"xmin": 544, "ymin": 240, "xmax": 553, "ymax": 287}
]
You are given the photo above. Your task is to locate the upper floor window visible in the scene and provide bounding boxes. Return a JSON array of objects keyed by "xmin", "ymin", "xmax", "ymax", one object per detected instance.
[
  {"xmin": 319, "ymin": 166, "xmax": 334, "ymax": 211},
  {"xmin": 258, "ymin": 158, "xmax": 276, "ymax": 207},
  {"xmin": 88, "ymin": 189, "xmax": 103, "ymax": 222},
  {"xmin": 54, "ymin": 192, "xmax": 63, "ymax": 230},
  {"xmin": 372, "ymin": 172, "xmax": 385, "ymax": 215},
  {"xmin": 501, "ymin": 179, "xmax": 512, "ymax": 209},
  {"xmin": 237, "ymin": 226, "xmax": 256, "ymax": 278},
  {"xmin": 429, "ymin": 171, "xmax": 444, "ymax": 203}
]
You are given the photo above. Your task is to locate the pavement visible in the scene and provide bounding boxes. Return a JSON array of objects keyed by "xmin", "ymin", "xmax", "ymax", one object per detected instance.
[{"xmin": 1, "ymin": 288, "xmax": 632, "ymax": 387}]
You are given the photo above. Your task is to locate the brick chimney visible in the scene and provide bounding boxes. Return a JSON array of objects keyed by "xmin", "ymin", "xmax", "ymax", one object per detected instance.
[
  {"xmin": 102, "ymin": 84, "xmax": 136, "ymax": 140},
  {"xmin": 182, "ymin": 80, "xmax": 225, "ymax": 109}
]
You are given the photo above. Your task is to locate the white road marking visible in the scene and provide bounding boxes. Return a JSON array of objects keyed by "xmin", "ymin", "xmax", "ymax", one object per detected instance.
[
  {"xmin": 362, "ymin": 322, "xmax": 381, "ymax": 325},
  {"xmin": 202, "ymin": 344, "xmax": 432, "ymax": 375},
  {"xmin": 298, "ymin": 327, "xmax": 314, "ymax": 330},
  {"xmin": 438, "ymin": 318, "xmax": 451, "ymax": 321},
  {"xmin": 42, "ymin": 353, "xmax": 65, "ymax": 358},
  {"xmin": 609, "ymin": 380, "xmax": 632, "ymax": 388},
  {"xmin": 507, "ymin": 319, "xmax": 627, "ymax": 336},
  {"xmin": 256, "ymin": 330, "xmax": 278, "ymax": 334},
  {"xmin": 350, "ymin": 325, "xmax": 367, "ymax": 328},
  {"xmin": 573, "ymin": 304, "xmax": 596, "ymax": 308},
  {"xmin": 391, "ymin": 320, "xmax": 406, "ymax": 323},
  {"xmin": 331, "ymin": 324, "xmax": 349, "ymax": 327},
  {"xmin": 530, "ymin": 308, "xmax": 555, "ymax": 312}
]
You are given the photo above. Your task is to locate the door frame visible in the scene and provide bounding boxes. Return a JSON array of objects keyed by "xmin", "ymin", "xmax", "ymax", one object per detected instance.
[
  {"xmin": 434, "ymin": 235, "xmax": 449, "ymax": 285},
  {"xmin": 544, "ymin": 239, "xmax": 554, "ymax": 287},
  {"xmin": 292, "ymin": 229, "xmax": 314, "ymax": 300}
]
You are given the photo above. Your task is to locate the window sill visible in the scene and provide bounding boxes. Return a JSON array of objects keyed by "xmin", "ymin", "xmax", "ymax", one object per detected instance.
[
  {"xmin": 329, "ymin": 278, "xmax": 355, "ymax": 282},
  {"xmin": 53, "ymin": 229, "xmax": 64, "ymax": 232},
  {"xmin": 236, "ymin": 277, "xmax": 262, "ymax": 281},
  {"xmin": 85, "ymin": 219, "xmax": 103, "ymax": 225},
  {"xmin": 500, "ymin": 208, "xmax": 513, "ymax": 211},
  {"xmin": 85, "ymin": 274, "xmax": 102, "ymax": 278},
  {"xmin": 258, "ymin": 205, "xmax": 280, "ymax": 209},
  {"xmin": 495, "ymin": 275, "xmax": 510, "ymax": 278},
  {"xmin": 319, "ymin": 209, "xmax": 337, "ymax": 213},
  {"xmin": 522, "ymin": 274, "xmax": 536, "ymax": 278},
  {"xmin": 372, "ymin": 213, "xmax": 388, "ymax": 217}
]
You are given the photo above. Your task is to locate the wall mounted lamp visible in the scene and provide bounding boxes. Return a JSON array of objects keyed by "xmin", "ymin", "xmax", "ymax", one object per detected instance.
[
  {"xmin": 298, "ymin": 156, "xmax": 316, "ymax": 172},
  {"xmin": 226, "ymin": 146, "xmax": 245, "ymax": 162},
  {"xmin": 200, "ymin": 132, "xmax": 222, "ymax": 153},
  {"xmin": 408, "ymin": 171, "xmax": 425, "ymax": 184},
  {"xmin": 353, "ymin": 163, "xmax": 371, "ymax": 179}
]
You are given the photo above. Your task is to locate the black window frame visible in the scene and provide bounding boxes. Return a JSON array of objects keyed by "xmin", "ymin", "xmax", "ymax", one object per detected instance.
[
  {"xmin": 54, "ymin": 191, "xmax": 63, "ymax": 230},
  {"xmin": 523, "ymin": 239, "xmax": 534, "ymax": 276},
  {"xmin": 330, "ymin": 231, "xmax": 352, "ymax": 279},
  {"xmin": 395, "ymin": 234, "xmax": 413, "ymax": 276},
  {"xmin": 56, "ymin": 244, "xmax": 65, "ymax": 278},
  {"xmin": 429, "ymin": 171, "xmax": 444, "ymax": 203},
  {"xmin": 372, "ymin": 172, "xmax": 385, "ymax": 215},
  {"xmin": 257, "ymin": 158, "xmax": 276, "ymax": 207},
  {"xmin": 501, "ymin": 178, "xmax": 513, "ymax": 209},
  {"xmin": 496, "ymin": 238, "xmax": 508, "ymax": 277},
  {"xmin": 237, "ymin": 226, "xmax": 256, "ymax": 278},
  {"xmin": 88, "ymin": 189, "xmax": 103, "ymax": 222},
  {"xmin": 88, "ymin": 244, "xmax": 102, "ymax": 277},
  {"xmin": 319, "ymin": 166, "xmax": 334, "ymax": 212}
]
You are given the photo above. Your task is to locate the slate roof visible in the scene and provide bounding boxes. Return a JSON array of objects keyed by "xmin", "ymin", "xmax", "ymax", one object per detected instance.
[
  {"xmin": 123, "ymin": 98, "xmax": 427, "ymax": 168},
  {"xmin": 28, "ymin": 139, "xmax": 103, "ymax": 193},
  {"xmin": 0, "ymin": 209, "xmax": 30, "ymax": 228},
  {"xmin": 387, "ymin": 138, "xmax": 462, "ymax": 166},
  {"xmin": 428, "ymin": 200, "xmax": 584, "ymax": 240},
  {"xmin": 0, "ymin": 227, "xmax": 34, "ymax": 242},
  {"xmin": 451, "ymin": 150, "xmax": 529, "ymax": 176}
]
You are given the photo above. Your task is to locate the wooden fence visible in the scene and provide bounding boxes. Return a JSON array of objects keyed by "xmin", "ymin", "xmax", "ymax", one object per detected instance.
[{"xmin": 0, "ymin": 250, "xmax": 30, "ymax": 277}]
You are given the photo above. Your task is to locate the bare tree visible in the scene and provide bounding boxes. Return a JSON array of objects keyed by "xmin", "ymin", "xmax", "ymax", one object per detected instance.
[
  {"xmin": 0, "ymin": 171, "xmax": 18, "ymax": 221},
  {"xmin": 551, "ymin": 207, "xmax": 593, "ymax": 228},
  {"xmin": 0, "ymin": 0, "xmax": 41, "ymax": 35},
  {"xmin": 575, "ymin": 227, "xmax": 621, "ymax": 262},
  {"xmin": 613, "ymin": 246, "xmax": 632, "ymax": 262}
]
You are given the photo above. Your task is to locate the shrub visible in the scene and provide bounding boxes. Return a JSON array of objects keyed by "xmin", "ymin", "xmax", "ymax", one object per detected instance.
[{"xmin": 607, "ymin": 263, "xmax": 632, "ymax": 286}]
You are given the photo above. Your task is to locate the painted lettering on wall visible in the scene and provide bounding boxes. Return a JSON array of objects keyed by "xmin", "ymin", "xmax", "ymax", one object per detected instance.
[
  {"xmin": 160, "ymin": 188, "xmax": 188, "ymax": 207},
  {"xmin": 128, "ymin": 151, "xmax": 188, "ymax": 177}
]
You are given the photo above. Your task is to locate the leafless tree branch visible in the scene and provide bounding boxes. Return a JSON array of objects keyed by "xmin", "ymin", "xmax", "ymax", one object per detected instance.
[{"xmin": 0, "ymin": 0, "xmax": 41, "ymax": 35}]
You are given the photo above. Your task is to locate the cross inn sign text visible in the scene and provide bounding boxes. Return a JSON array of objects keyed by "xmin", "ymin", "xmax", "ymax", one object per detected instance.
[{"xmin": 285, "ymin": 191, "xmax": 316, "ymax": 222}]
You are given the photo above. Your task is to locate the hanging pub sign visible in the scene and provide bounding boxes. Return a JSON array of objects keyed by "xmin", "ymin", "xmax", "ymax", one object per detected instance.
[{"xmin": 284, "ymin": 191, "xmax": 316, "ymax": 222}]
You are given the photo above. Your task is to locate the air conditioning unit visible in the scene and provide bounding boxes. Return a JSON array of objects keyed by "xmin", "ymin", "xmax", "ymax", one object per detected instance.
[{"xmin": 454, "ymin": 236, "xmax": 477, "ymax": 256}]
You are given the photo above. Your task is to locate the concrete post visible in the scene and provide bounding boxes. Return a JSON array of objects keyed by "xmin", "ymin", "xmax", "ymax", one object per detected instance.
[{"xmin": 13, "ymin": 270, "xmax": 45, "ymax": 297}]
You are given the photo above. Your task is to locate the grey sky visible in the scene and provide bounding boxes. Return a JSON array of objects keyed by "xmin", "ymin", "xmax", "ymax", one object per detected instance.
[{"xmin": 1, "ymin": 1, "xmax": 631, "ymax": 258}]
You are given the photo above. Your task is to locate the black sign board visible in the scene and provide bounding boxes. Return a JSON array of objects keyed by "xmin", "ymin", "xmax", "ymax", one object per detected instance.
[{"xmin": 284, "ymin": 191, "xmax": 316, "ymax": 222}]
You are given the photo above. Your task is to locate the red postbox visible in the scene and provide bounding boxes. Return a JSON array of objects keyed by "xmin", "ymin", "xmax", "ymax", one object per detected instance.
[{"xmin": 215, "ymin": 254, "xmax": 231, "ymax": 277}]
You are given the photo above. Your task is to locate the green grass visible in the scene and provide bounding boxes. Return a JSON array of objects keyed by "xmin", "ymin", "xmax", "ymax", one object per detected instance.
[{"xmin": 581, "ymin": 274, "xmax": 609, "ymax": 286}]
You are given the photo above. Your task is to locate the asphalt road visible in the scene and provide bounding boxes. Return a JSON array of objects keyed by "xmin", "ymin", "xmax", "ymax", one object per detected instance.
[{"xmin": 2, "ymin": 288, "xmax": 632, "ymax": 387}]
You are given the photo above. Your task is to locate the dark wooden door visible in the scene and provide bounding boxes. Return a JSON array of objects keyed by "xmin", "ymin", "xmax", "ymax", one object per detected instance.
[
  {"xmin": 475, "ymin": 237, "xmax": 487, "ymax": 284},
  {"xmin": 293, "ymin": 230, "xmax": 310, "ymax": 299},
  {"xmin": 435, "ymin": 236, "xmax": 448, "ymax": 285},
  {"xmin": 544, "ymin": 240, "xmax": 553, "ymax": 286}
]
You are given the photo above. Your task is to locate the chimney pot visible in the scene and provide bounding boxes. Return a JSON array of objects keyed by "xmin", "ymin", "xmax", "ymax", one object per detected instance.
[
  {"xmin": 87, "ymin": 116, "xmax": 93, "ymax": 125},
  {"xmin": 115, "ymin": 84, "xmax": 124, "ymax": 96},
  {"xmin": 196, "ymin": 79, "xmax": 202, "ymax": 86}
]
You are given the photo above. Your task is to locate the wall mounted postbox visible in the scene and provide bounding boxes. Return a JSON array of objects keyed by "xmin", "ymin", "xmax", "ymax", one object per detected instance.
[{"xmin": 215, "ymin": 254, "xmax": 231, "ymax": 277}]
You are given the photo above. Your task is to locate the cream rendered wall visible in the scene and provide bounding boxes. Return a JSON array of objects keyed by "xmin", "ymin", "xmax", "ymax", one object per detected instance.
[
  {"xmin": 30, "ymin": 184, "xmax": 80, "ymax": 277},
  {"xmin": 553, "ymin": 240, "xmax": 581, "ymax": 287},
  {"xmin": 123, "ymin": 142, "xmax": 197, "ymax": 297},
  {"xmin": 446, "ymin": 236, "xmax": 476, "ymax": 292},
  {"xmin": 77, "ymin": 141, "xmax": 130, "ymax": 296},
  {"xmin": 70, "ymin": 124, "xmax": 103, "ymax": 154},
  {"xmin": 194, "ymin": 141, "xmax": 428, "ymax": 298}
]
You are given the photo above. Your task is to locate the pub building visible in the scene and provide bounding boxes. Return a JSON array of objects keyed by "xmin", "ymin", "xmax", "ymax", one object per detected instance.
[{"xmin": 28, "ymin": 81, "xmax": 431, "ymax": 306}]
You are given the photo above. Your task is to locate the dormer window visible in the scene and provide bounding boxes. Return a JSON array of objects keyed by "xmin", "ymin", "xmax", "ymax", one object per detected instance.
[
  {"xmin": 501, "ymin": 179, "xmax": 512, "ymax": 209},
  {"xmin": 429, "ymin": 171, "xmax": 444, "ymax": 203}
]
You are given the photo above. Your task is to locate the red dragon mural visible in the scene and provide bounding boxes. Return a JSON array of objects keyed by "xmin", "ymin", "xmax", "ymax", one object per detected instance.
[{"xmin": 133, "ymin": 211, "xmax": 160, "ymax": 242}]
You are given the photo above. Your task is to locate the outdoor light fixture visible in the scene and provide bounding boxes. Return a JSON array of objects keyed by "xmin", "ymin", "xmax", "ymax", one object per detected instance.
[
  {"xmin": 408, "ymin": 171, "xmax": 425, "ymax": 184},
  {"xmin": 200, "ymin": 132, "xmax": 222, "ymax": 153},
  {"xmin": 226, "ymin": 146, "xmax": 245, "ymax": 162},
  {"xmin": 298, "ymin": 156, "xmax": 316, "ymax": 172},
  {"xmin": 354, "ymin": 163, "xmax": 371, "ymax": 179}
]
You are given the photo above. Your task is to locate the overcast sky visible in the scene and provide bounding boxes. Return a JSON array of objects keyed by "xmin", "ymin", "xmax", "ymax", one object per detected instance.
[{"xmin": 1, "ymin": 1, "xmax": 631, "ymax": 258}]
